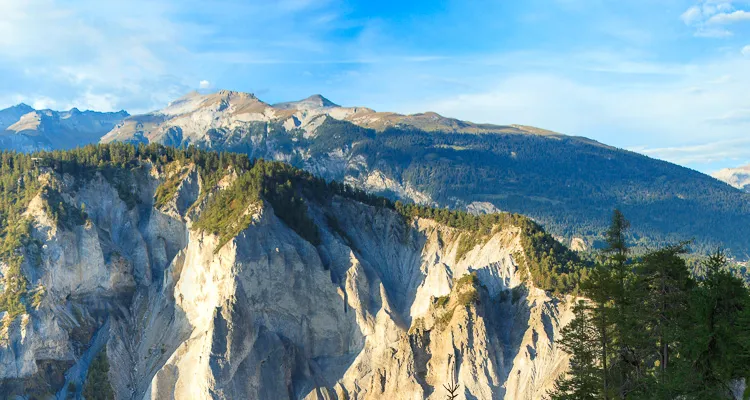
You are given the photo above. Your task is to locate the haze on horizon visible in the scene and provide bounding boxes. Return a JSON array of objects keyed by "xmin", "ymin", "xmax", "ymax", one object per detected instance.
[{"xmin": 1, "ymin": 0, "xmax": 749, "ymax": 172}]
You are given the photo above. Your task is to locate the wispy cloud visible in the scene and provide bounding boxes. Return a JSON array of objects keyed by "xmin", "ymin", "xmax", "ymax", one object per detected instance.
[
  {"xmin": 0, "ymin": 0, "xmax": 353, "ymax": 112},
  {"xmin": 632, "ymin": 137, "xmax": 750, "ymax": 166},
  {"xmin": 706, "ymin": 108, "xmax": 750, "ymax": 124},
  {"xmin": 399, "ymin": 50, "xmax": 750, "ymax": 171},
  {"xmin": 0, "ymin": 0, "xmax": 749, "ymax": 173},
  {"xmin": 681, "ymin": 1, "xmax": 750, "ymax": 37},
  {"xmin": 706, "ymin": 9, "xmax": 750, "ymax": 24}
]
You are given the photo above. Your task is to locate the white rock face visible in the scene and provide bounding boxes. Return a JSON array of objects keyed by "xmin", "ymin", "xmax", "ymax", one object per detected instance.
[
  {"xmin": 713, "ymin": 165, "xmax": 750, "ymax": 192},
  {"xmin": 467, "ymin": 202, "xmax": 501, "ymax": 215},
  {"xmin": 0, "ymin": 164, "xmax": 573, "ymax": 399},
  {"xmin": 570, "ymin": 237, "xmax": 587, "ymax": 252}
]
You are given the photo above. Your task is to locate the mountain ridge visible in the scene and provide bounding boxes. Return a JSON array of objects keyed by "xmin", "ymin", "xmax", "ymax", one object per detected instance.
[
  {"xmin": 0, "ymin": 143, "xmax": 576, "ymax": 398},
  {"xmin": 95, "ymin": 90, "xmax": 750, "ymax": 258},
  {"xmin": 1, "ymin": 90, "xmax": 749, "ymax": 258},
  {"xmin": 0, "ymin": 103, "xmax": 128, "ymax": 152}
]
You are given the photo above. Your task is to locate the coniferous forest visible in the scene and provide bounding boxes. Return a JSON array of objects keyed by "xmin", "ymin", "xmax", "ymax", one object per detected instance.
[{"xmin": 549, "ymin": 211, "xmax": 750, "ymax": 400}]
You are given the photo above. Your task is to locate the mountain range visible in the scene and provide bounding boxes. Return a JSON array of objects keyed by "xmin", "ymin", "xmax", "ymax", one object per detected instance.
[
  {"xmin": 1, "ymin": 90, "xmax": 749, "ymax": 258},
  {"xmin": 0, "ymin": 94, "xmax": 749, "ymax": 398},
  {"xmin": 0, "ymin": 103, "xmax": 127, "ymax": 152}
]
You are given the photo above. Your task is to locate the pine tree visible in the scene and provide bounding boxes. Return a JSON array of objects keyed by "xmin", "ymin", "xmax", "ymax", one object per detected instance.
[
  {"xmin": 679, "ymin": 250, "xmax": 750, "ymax": 398},
  {"xmin": 581, "ymin": 264, "xmax": 615, "ymax": 399},
  {"xmin": 548, "ymin": 300, "xmax": 602, "ymax": 400},
  {"xmin": 602, "ymin": 209, "xmax": 637, "ymax": 398},
  {"xmin": 634, "ymin": 244, "xmax": 692, "ymax": 397}
]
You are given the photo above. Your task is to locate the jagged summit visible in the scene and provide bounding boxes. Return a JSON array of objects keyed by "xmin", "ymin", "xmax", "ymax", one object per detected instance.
[
  {"xmin": 9, "ymin": 103, "xmax": 34, "ymax": 113},
  {"xmin": 274, "ymin": 94, "xmax": 339, "ymax": 110},
  {"xmin": 156, "ymin": 89, "xmax": 267, "ymax": 117}
]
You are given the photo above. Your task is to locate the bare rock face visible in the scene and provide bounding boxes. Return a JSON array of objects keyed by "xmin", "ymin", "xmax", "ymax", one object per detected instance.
[
  {"xmin": 569, "ymin": 237, "xmax": 587, "ymax": 252},
  {"xmin": 713, "ymin": 165, "xmax": 750, "ymax": 193},
  {"xmin": 0, "ymin": 165, "xmax": 573, "ymax": 399}
]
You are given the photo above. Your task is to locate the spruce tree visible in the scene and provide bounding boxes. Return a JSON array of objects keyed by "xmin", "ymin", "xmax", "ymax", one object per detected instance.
[
  {"xmin": 680, "ymin": 250, "xmax": 750, "ymax": 398},
  {"xmin": 602, "ymin": 209, "xmax": 634, "ymax": 398},
  {"xmin": 580, "ymin": 264, "xmax": 615, "ymax": 399},
  {"xmin": 634, "ymin": 244, "xmax": 692, "ymax": 397},
  {"xmin": 548, "ymin": 300, "xmax": 602, "ymax": 400}
]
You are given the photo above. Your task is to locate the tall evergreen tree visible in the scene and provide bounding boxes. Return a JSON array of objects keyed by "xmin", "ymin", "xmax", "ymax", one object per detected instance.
[
  {"xmin": 603, "ymin": 209, "xmax": 632, "ymax": 398},
  {"xmin": 548, "ymin": 300, "xmax": 602, "ymax": 400},
  {"xmin": 679, "ymin": 250, "xmax": 750, "ymax": 398},
  {"xmin": 634, "ymin": 244, "xmax": 692, "ymax": 398},
  {"xmin": 580, "ymin": 264, "xmax": 615, "ymax": 399}
]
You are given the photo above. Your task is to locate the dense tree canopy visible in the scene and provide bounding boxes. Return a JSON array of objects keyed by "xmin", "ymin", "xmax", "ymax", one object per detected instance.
[{"xmin": 549, "ymin": 212, "xmax": 750, "ymax": 400}]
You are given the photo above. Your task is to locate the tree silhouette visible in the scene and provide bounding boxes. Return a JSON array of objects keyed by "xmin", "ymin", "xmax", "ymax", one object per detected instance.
[{"xmin": 444, "ymin": 356, "xmax": 460, "ymax": 400}]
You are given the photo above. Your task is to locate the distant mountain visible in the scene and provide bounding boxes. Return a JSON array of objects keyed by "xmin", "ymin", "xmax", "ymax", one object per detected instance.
[
  {"xmin": 100, "ymin": 90, "xmax": 750, "ymax": 258},
  {"xmin": 0, "ymin": 103, "xmax": 35, "ymax": 130},
  {"xmin": 713, "ymin": 164, "xmax": 750, "ymax": 192},
  {"xmin": 101, "ymin": 90, "xmax": 550, "ymax": 146},
  {"xmin": 0, "ymin": 104, "xmax": 128, "ymax": 152},
  {"xmin": 274, "ymin": 93, "xmax": 340, "ymax": 110}
]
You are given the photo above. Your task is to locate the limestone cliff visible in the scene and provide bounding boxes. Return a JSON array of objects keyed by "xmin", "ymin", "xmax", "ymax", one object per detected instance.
[{"xmin": 0, "ymin": 156, "xmax": 574, "ymax": 399}]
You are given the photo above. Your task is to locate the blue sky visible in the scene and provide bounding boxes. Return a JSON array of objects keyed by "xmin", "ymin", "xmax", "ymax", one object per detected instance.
[{"xmin": 1, "ymin": 0, "xmax": 750, "ymax": 172}]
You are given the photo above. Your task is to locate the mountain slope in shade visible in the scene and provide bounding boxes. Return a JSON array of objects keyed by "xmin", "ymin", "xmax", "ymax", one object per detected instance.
[
  {"xmin": 99, "ymin": 90, "xmax": 750, "ymax": 258},
  {"xmin": 713, "ymin": 164, "xmax": 750, "ymax": 192},
  {"xmin": 0, "ymin": 104, "xmax": 128, "ymax": 152}
]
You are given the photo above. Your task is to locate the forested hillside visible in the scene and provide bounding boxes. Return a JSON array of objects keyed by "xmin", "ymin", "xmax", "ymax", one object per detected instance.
[
  {"xmin": 97, "ymin": 91, "xmax": 750, "ymax": 259},
  {"xmin": 345, "ymin": 127, "xmax": 750, "ymax": 256}
]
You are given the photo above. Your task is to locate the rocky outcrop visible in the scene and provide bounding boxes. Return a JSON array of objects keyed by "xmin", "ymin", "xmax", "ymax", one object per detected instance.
[{"xmin": 0, "ymin": 163, "xmax": 573, "ymax": 399}]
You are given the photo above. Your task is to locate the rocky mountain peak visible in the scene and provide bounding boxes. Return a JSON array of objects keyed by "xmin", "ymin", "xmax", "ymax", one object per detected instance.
[
  {"xmin": 10, "ymin": 103, "xmax": 34, "ymax": 113},
  {"xmin": 305, "ymin": 94, "xmax": 338, "ymax": 108},
  {"xmin": 216, "ymin": 89, "xmax": 258, "ymax": 100},
  {"xmin": 273, "ymin": 94, "xmax": 340, "ymax": 110},
  {"xmin": 0, "ymin": 103, "xmax": 36, "ymax": 131},
  {"xmin": 713, "ymin": 164, "xmax": 750, "ymax": 192}
]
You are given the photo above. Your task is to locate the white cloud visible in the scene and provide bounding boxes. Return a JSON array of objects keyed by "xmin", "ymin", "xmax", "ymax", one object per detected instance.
[
  {"xmin": 409, "ymin": 51, "xmax": 750, "ymax": 171},
  {"xmin": 707, "ymin": 9, "xmax": 750, "ymax": 24},
  {"xmin": 680, "ymin": 1, "xmax": 750, "ymax": 37},
  {"xmin": 634, "ymin": 137, "xmax": 750, "ymax": 166},
  {"xmin": 199, "ymin": 80, "xmax": 211, "ymax": 89},
  {"xmin": 743, "ymin": 45, "xmax": 750, "ymax": 56},
  {"xmin": 31, "ymin": 96, "xmax": 59, "ymax": 110},
  {"xmin": 73, "ymin": 91, "xmax": 120, "ymax": 111},
  {"xmin": 0, "ymin": 0, "xmax": 347, "ymax": 113},
  {"xmin": 681, "ymin": 6, "xmax": 703, "ymax": 25},
  {"xmin": 706, "ymin": 108, "xmax": 750, "ymax": 125}
]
